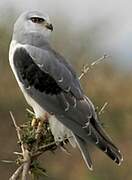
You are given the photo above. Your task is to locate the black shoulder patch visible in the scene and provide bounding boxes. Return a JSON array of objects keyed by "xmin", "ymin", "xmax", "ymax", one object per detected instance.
[{"xmin": 13, "ymin": 48, "xmax": 62, "ymax": 95}]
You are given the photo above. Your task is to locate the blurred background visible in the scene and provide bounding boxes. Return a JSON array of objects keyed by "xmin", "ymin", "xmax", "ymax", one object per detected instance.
[{"xmin": 0, "ymin": 0, "xmax": 132, "ymax": 179}]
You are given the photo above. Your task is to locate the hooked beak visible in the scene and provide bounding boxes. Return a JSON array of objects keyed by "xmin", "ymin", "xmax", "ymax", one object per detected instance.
[{"xmin": 45, "ymin": 23, "xmax": 53, "ymax": 31}]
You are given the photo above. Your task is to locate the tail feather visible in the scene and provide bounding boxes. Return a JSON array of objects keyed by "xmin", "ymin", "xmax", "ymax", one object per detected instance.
[
  {"xmin": 84, "ymin": 96, "xmax": 123, "ymax": 165},
  {"xmin": 90, "ymin": 116, "xmax": 119, "ymax": 151},
  {"xmin": 74, "ymin": 135, "xmax": 93, "ymax": 171},
  {"xmin": 84, "ymin": 123, "xmax": 123, "ymax": 165},
  {"xmin": 55, "ymin": 95, "xmax": 123, "ymax": 170}
]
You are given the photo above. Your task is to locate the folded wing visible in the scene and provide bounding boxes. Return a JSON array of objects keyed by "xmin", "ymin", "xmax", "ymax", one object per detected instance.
[{"xmin": 13, "ymin": 45, "xmax": 123, "ymax": 169}]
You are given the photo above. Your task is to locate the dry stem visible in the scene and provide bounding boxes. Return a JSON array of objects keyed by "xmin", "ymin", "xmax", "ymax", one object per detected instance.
[
  {"xmin": 10, "ymin": 112, "xmax": 24, "ymax": 154},
  {"xmin": 22, "ymin": 150, "xmax": 31, "ymax": 180},
  {"xmin": 9, "ymin": 165, "xmax": 23, "ymax": 180},
  {"xmin": 98, "ymin": 102, "xmax": 108, "ymax": 115},
  {"xmin": 79, "ymin": 54, "xmax": 109, "ymax": 80}
]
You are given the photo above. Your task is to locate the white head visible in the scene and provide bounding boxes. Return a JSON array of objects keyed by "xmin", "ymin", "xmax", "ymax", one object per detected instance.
[{"xmin": 13, "ymin": 11, "xmax": 53, "ymax": 42}]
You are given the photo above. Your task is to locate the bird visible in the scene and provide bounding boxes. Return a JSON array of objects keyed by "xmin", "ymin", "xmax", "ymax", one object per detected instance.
[{"xmin": 9, "ymin": 11, "xmax": 123, "ymax": 170}]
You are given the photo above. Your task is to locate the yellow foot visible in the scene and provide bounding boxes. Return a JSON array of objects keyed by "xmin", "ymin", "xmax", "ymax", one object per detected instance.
[{"xmin": 31, "ymin": 118, "xmax": 40, "ymax": 128}]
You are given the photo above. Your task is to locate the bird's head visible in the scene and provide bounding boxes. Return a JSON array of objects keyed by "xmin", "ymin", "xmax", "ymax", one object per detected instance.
[{"xmin": 13, "ymin": 11, "xmax": 53, "ymax": 41}]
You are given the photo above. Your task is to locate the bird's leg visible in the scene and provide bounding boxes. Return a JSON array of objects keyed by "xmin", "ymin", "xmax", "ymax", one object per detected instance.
[
  {"xmin": 31, "ymin": 117, "xmax": 40, "ymax": 128},
  {"xmin": 31, "ymin": 111, "xmax": 50, "ymax": 128},
  {"xmin": 35, "ymin": 112, "xmax": 50, "ymax": 144},
  {"xmin": 26, "ymin": 108, "xmax": 39, "ymax": 129},
  {"xmin": 35, "ymin": 119, "xmax": 44, "ymax": 140}
]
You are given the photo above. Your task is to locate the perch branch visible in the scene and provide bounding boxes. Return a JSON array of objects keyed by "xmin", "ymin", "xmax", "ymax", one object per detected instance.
[
  {"xmin": 10, "ymin": 112, "xmax": 31, "ymax": 180},
  {"xmin": 22, "ymin": 150, "xmax": 31, "ymax": 180}
]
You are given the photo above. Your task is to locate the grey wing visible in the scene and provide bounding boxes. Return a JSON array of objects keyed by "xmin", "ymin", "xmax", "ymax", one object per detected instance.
[
  {"xmin": 25, "ymin": 45, "xmax": 93, "ymax": 123},
  {"xmin": 13, "ymin": 46, "xmax": 123, "ymax": 168},
  {"xmin": 26, "ymin": 45, "xmax": 83, "ymax": 99}
]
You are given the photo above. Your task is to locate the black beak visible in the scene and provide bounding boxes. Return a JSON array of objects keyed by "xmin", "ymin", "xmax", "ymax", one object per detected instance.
[{"xmin": 46, "ymin": 23, "xmax": 53, "ymax": 31}]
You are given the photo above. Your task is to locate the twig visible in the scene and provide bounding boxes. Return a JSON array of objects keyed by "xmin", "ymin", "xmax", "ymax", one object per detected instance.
[
  {"xmin": 9, "ymin": 164, "xmax": 23, "ymax": 180},
  {"xmin": 13, "ymin": 152, "xmax": 23, "ymax": 156},
  {"xmin": 33, "ymin": 136, "xmax": 71, "ymax": 158},
  {"xmin": 1, "ymin": 160, "xmax": 15, "ymax": 164},
  {"xmin": 10, "ymin": 111, "xmax": 24, "ymax": 154},
  {"xmin": 79, "ymin": 54, "xmax": 109, "ymax": 80},
  {"xmin": 26, "ymin": 108, "xmax": 35, "ymax": 116},
  {"xmin": 98, "ymin": 102, "xmax": 108, "ymax": 115},
  {"xmin": 32, "ymin": 141, "xmax": 57, "ymax": 158}
]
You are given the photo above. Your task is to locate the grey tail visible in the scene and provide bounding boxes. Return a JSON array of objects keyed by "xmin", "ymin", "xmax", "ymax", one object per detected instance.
[
  {"xmin": 83, "ymin": 96, "xmax": 123, "ymax": 166},
  {"xmin": 74, "ymin": 135, "xmax": 93, "ymax": 171},
  {"xmin": 89, "ymin": 118, "xmax": 123, "ymax": 166}
]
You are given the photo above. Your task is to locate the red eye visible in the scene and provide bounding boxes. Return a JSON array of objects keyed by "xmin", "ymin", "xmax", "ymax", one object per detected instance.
[{"xmin": 30, "ymin": 17, "xmax": 45, "ymax": 23}]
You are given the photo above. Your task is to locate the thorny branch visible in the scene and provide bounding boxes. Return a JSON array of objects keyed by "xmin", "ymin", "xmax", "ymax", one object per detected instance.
[
  {"xmin": 79, "ymin": 54, "xmax": 109, "ymax": 80},
  {"xmin": 10, "ymin": 112, "xmax": 32, "ymax": 180},
  {"xmin": 10, "ymin": 112, "xmax": 25, "ymax": 154},
  {"xmin": 9, "ymin": 165, "xmax": 23, "ymax": 180},
  {"xmin": 98, "ymin": 102, "xmax": 108, "ymax": 115},
  {"xmin": 8, "ymin": 110, "xmax": 67, "ymax": 180}
]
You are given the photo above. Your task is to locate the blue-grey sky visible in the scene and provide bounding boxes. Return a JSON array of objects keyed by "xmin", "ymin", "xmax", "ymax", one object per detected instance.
[{"xmin": 0, "ymin": 0, "xmax": 132, "ymax": 69}]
